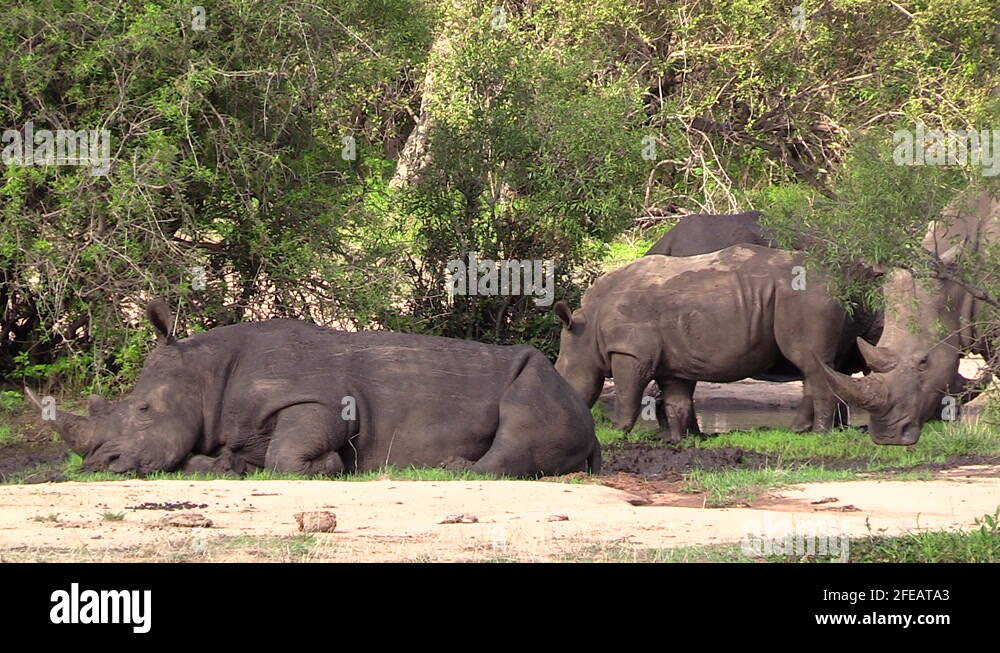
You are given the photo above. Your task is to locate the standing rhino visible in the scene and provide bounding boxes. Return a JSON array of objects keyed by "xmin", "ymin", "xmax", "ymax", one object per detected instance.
[
  {"xmin": 27, "ymin": 301, "xmax": 600, "ymax": 476},
  {"xmin": 554, "ymin": 245, "xmax": 871, "ymax": 440},
  {"xmin": 646, "ymin": 210, "xmax": 883, "ymax": 385},
  {"xmin": 817, "ymin": 190, "xmax": 997, "ymax": 444}
]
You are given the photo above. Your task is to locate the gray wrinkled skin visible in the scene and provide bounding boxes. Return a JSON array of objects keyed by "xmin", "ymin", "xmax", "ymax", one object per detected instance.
[
  {"xmin": 554, "ymin": 244, "xmax": 870, "ymax": 441},
  {"xmin": 646, "ymin": 211, "xmax": 778, "ymax": 257},
  {"xmin": 29, "ymin": 301, "xmax": 600, "ymax": 477},
  {"xmin": 818, "ymin": 190, "xmax": 998, "ymax": 444},
  {"xmin": 646, "ymin": 211, "xmax": 882, "ymax": 383}
]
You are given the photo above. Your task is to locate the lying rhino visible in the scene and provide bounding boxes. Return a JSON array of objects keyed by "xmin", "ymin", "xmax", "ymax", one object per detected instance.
[
  {"xmin": 817, "ymin": 190, "xmax": 997, "ymax": 444},
  {"xmin": 554, "ymin": 245, "xmax": 871, "ymax": 439},
  {"xmin": 27, "ymin": 301, "xmax": 600, "ymax": 476}
]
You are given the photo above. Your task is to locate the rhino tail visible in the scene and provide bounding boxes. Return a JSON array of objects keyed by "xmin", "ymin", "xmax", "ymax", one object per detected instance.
[{"xmin": 587, "ymin": 441, "xmax": 602, "ymax": 475}]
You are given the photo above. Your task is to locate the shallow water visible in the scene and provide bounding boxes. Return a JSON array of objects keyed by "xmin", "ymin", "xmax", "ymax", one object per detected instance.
[{"xmin": 633, "ymin": 406, "xmax": 870, "ymax": 435}]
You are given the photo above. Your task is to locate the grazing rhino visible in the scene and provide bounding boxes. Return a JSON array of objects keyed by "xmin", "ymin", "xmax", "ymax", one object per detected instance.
[
  {"xmin": 817, "ymin": 190, "xmax": 998, "ymax": 445},
  {"xmin": 554, "ymin": 245, "xmax": 872, "ymax": 440},
  {"xmin": 26, "ymin": 301, "xmax": 600, "ymax": 476},
  {"xmin": 646, "ymin": 211, "xmax": 779, "ymax": 256}
]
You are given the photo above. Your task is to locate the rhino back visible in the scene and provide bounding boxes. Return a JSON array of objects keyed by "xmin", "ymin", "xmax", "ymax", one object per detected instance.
[
  {"xmin": 582, "ymin": 246, "xmax": 808, "ymax": 381},
  {"xmin": 646, "ymin": 211, "xmax": 775, "ymax": 257}
]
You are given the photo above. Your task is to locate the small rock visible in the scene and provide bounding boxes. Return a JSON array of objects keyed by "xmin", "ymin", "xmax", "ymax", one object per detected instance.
[
  {"xmin": 159, "ymin": 513, "xmax": 213, "ymax": 528},
  {"xmin": 547, "ymin": 514, "xmax": 570, "ymax": 522},
  {"xmin": 294, "ymin": 511, "xmax": 337, "ymax": 533},
  {"xmin": 439, "ymin": 513, "xmax": 478, "ymax": 524}
]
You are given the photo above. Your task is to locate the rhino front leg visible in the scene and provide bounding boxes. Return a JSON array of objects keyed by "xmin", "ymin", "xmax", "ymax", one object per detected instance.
[
  {"xmin": 800, "ymin": 375, "xmax": 839, "ymax": 432},
  {"xmin": 610, "ymin": 354, "xmax": 652, "ymax": 432},
  {"xmin": 181, "ymin": 454, "xmax": 240, "ymax": 476},
  {"xmin": 264, "ymin": 403, "xmax": 347, "ymax": 476}
]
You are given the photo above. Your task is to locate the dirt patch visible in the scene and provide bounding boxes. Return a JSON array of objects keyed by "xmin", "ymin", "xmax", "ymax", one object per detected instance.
[
  {"xmin": 1, "ymin": 476, "xmax": 997, "ymax": 562},
  {"xmin": 601, "ymin": 442, "xmax": 769, "ymax": 479},
  {"xmin": 0, "ymin": 413, "xmax": 70, "ymax": 484}
]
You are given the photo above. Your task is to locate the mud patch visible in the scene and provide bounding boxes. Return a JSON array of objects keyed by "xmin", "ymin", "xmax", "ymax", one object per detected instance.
[
  {"xmin": 599, "ymin": 472, "xmax": 707, "ymax": 507},
  {"xmin": 601, "ymin": 443, "xmax": 769, "ymax": 480},
  {"xmin": 0, "ymin": 421, "xmax": 70, "ymax": 484},
  {"xmin": 599, "ymin": 441, "xmax": 1000, "ymax": 480}
]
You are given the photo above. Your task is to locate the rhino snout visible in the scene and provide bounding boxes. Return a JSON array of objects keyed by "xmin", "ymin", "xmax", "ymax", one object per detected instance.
[{"xmin": 869, "ymin": 422, "xmax": 921, "ymax": 446}]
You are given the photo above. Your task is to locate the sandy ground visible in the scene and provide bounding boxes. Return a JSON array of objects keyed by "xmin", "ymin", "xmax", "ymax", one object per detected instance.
[{"xmin": 1, "ymin": 467, "xmax": 997, "ymax": 562}]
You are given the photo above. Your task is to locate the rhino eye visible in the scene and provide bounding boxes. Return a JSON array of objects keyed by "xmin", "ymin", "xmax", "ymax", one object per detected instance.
[{"xmin": 137, "ymin": 402, "xmax": 150, "ymax": 412}]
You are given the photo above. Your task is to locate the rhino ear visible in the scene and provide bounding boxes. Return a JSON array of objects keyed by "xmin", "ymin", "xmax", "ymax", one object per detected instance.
[
  {"xmin": 554, "ymin": 301, "xmax": 574, "ymax": 331},
  {"xmin": 146, "ymin": 299, "xmax": 176, "ymax": 346}
]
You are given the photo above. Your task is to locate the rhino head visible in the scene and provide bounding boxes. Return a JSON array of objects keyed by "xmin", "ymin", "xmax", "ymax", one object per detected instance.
[
  {"xmin": 816, "ymin": 337, "xmax": 964, "ymax": 445},
  {"xmin": 815, "ymin": 268, "xmax": 983, "ymax": 445},
  {"xmin": 26, "ymin": 300, "xmax": 202, "ymax": 474},
  {"xmin": 553, "ymin": 301, "xmax": 606, "ymax": 406}
]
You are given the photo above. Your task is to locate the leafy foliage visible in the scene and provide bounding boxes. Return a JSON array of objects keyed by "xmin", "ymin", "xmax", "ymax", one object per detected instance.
[{"xmin": 1, "ymin": 1, "xmax": 998, "ymax": 390}]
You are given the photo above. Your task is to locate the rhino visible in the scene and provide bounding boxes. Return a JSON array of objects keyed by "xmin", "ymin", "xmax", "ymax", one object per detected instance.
[
  {"xmin": 646, "ymin": 210, "xmax": 883, "ymax": 385},
  {"xmin": 26, "ymin": 300, "xmax": 600, "ymax": 476},
  {"xmin": 554, "ymin": 244, "xmax": 873, "ymax": 440},
  {"xmin": 817, "ymin": 190, "xmax": 998, "ymax": 444},
  {"xmin": 646, "ymin": 211, "xmax": 779, "ymax": 256}
]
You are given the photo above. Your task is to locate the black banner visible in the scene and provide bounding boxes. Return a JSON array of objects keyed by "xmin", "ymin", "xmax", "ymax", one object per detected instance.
[{"xmin": 2, "ymin": 562, "xmax": 989, "ymax": 641}]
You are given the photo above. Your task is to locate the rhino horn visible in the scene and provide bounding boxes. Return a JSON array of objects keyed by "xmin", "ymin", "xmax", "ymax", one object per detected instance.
[
  {"xmin": 856, "ymin": 337, "xmax": 898, "ymax": 373},
  {"xmin": 24, "ymin": 387, "xmax": 94, "ymax": 454},
  {"xmin": 814, "ymin": 357, "xmax": 887, "ymax": 411}
]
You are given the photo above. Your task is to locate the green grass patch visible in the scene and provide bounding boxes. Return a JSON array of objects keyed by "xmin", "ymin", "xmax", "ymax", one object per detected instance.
[
  {"xmin": 594, "ymin": 404, "xmax": 996, "ymax": 505},
  {"xmin": 570, "ymin": 510, "xmax": 1000, "ymax": 562},
  {"xmin": 0, "ymin": 390, "xmax": 24, "ymax": 414},
  {"xmin": 219, "ymin": 534, "xmax": 317, "ymax": 556},
  {"xmin": 57, "ymin": 453, "xmax": 510, "ymax": 483},
  {"xmin": 845, "ymin": 510, "xmax": 1000, "ymax": 562},
  {"xmin": 602, "ymin": 238, "xmax": 654, "ymax": 268},
  {"xmin": 683, "ymin": 467, "xmax": 857, "ymax": 507},
  {"xmin": 687, "ymin": 422, "xmax": 1000, "ymax": 468},
  {"xmin": 0, "ymin": 424, "xmax": 24, "ymax": 446}
]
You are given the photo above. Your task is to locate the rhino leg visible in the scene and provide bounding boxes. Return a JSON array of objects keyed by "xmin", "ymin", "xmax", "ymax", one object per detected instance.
[
  {"xmin": 790, "ymin": 398, "xmax": 814, "ymax": 432},
  {"xmin": 610, "ymin": 354, "xmax": 652, "ymax": 432},
  {"xmin": 656, "ymin": 378, "xmax": 699, "ymax": 442},
  {"xmin": 795, "ymin": 375, "xmax": 839, "ymax": 432},
  {"xmin": 181, "ymin": 454, "xmax": 242, "ymax": 476},
  {"xmin": 264, "ymin": 403, "xmax": 347, "ymax": 476}
]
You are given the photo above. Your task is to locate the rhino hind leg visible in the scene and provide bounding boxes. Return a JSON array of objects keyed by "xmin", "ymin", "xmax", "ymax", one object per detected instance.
[
  {"xmin": 656, "ymin": 378, "xmax": 699, "ymax": 442},
  {"xmin": 264, "ymin": 403, "xmax": 347, "ymax": 477}
]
